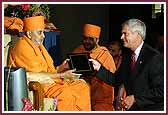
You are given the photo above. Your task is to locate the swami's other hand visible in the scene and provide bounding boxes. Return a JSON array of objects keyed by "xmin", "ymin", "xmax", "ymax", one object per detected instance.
[
  {"xmin": 57, "ymin": 59, "xmax": 70, "ymax": 73},
  {"xmin": 89, "ymin": 59, "xmax": 101, "ymax": 71},
  {"xmin": 61, "ymin": 69, "xmax": 82, "ymax": 80}
]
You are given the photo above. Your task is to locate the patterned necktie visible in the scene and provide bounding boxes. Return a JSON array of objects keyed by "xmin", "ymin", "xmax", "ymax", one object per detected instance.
[{"xmin": 130, "ymin": 52, "xmax": 136, "ymax": 72}]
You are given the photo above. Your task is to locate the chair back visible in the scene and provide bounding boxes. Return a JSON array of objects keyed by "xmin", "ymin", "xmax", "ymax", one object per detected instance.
[
  {"xmin": 4, "ymin": 34, "xmax": 11, "ymax": 66},
  {"xmin": 4, "ymin": 67, "xmax": 28, "ymax": 111}
]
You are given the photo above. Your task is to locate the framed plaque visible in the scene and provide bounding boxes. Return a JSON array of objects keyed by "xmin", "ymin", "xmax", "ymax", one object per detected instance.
[{"xmin": 67, "ymin": 53, "xmax": 94, "ymax": 74}]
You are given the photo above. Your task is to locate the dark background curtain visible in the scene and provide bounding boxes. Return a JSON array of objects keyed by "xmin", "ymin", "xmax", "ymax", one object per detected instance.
[{"xmin": 49, "ymin": 4, "xmax": 164, "ymax": 60}]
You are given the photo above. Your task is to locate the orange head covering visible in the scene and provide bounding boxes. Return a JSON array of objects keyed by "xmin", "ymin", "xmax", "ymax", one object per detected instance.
[
  {"xmin": 83, "ymin": 24, "xmax": 101, "ymax": 39},
  {"xmin": 4, "ymin": 16, "xmax": 24, "ymax": 32},
  {"xmin": 23, "ymin": 16, "xmax": 45, "ymax": 31}
]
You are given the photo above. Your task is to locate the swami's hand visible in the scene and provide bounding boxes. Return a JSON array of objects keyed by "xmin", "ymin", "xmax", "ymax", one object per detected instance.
[
  {"xmin": 27, "ymin": 72, "xmax": 55, "ymax": 85},
  {"xmin": 61, "ymin": 69, "xmax": 82, "ymax": 80},
  {"xmin": 57, "ymin": 59, "xmax": 70, "ymax": 73}
]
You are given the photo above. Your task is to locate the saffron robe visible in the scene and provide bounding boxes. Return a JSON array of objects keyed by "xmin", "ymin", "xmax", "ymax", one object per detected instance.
[
  {"xmin": 73, "ymin": 44, "xmax": 116, "ymax": 110},
  {"xmin": 8, "ymin": 35, "xmax": 91, "ymax": 111}
]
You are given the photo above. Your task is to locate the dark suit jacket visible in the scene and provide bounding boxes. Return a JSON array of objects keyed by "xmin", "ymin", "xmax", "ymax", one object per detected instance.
[{"xmin": 96, "ymin": 43, "xmax": 164, "ymax": 111}]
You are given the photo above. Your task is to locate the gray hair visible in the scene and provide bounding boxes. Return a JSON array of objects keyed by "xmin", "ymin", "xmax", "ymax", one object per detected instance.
[{"xmin": 122, "ymin": 19, "xmax": 146, "ymax": 40}]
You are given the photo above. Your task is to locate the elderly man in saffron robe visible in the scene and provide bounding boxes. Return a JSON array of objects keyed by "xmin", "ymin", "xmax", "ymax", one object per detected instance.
[
  {"xmin": 8, "ymin": 16, "xmax": 91, "ymax": 111},
  {"xmin": 73, "ymin": 24, "xmax": 116, "ymax": 110}
]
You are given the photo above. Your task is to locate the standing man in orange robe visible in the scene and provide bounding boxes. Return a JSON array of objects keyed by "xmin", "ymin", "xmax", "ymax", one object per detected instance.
[
  {"xmin": 73, "ymin": 24, "xmax": 116, "ymax": 110},
  {"xmin": 8, "ymin": 16, "xmax": 91, "ymax": 111}
]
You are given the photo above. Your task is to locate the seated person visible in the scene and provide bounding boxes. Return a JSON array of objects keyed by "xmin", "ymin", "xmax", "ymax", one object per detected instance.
[{"xmin": 8, "ymin": 16, "xmax": 91, "ymax": 111}]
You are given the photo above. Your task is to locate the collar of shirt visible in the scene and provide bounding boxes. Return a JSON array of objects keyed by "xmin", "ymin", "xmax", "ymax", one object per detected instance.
[{"xmin": 134, "ymin": 41, "xmax": 144, "ymax": 61}]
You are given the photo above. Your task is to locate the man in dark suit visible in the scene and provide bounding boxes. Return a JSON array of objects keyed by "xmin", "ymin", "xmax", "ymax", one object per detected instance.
[{"xmin": 90, "ymin": 19, "xmax": 164, "ymax": 111}]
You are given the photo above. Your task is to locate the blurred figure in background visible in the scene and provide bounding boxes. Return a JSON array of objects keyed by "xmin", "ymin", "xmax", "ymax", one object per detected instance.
[
  {"xmin": 107, "ymin": 40, "xmax": 123, "ymax": 70},
  {"xmin": 107, "ymin": 40, "xmax": 126, "ymax": 109}
]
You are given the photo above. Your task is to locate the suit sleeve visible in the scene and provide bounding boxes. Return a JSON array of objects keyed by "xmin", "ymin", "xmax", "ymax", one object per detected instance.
[{"xmin": 96, "ymin": 66, "xmax": 116, "ymax": 86}]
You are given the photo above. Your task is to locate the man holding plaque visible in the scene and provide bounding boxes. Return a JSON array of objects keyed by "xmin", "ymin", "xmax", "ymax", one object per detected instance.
[
  {"xmin": 73, "ymin": 24, "xmax": 116, "ymax": 110},
  {"xmin": 92, "ymin": 19, "xmax": 164, "ymax": 111}
]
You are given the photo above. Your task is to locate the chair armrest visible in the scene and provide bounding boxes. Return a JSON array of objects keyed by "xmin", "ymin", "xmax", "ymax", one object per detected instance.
[{"xmin": 28, "ymin": 81, "xmax": 44, "ymax": 111}]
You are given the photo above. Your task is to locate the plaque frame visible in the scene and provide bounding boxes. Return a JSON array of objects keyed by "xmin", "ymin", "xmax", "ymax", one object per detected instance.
[{"xmin": 67, "ymin": 53, "xmax": 94, "ymax": 74}]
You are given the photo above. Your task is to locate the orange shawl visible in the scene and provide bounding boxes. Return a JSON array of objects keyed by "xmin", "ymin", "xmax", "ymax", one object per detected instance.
[{"xmin": 8, "ymin": 36, "xmax": 91, "ymax": 111}]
